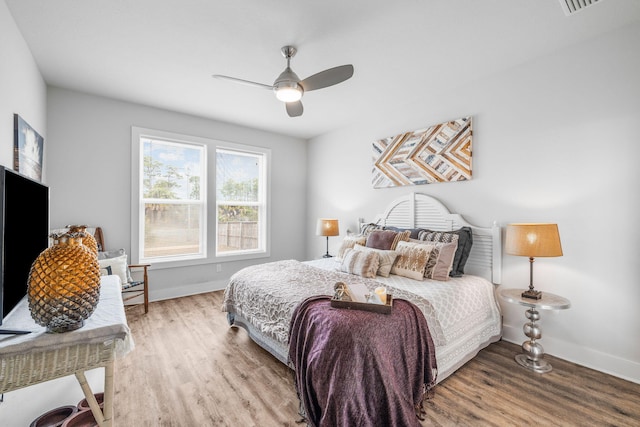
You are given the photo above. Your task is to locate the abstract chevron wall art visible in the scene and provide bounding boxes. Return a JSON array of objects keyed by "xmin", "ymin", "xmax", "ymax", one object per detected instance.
[{"xmin": 372, "ymin": 117, "xmax": 472, "ymax": 188}]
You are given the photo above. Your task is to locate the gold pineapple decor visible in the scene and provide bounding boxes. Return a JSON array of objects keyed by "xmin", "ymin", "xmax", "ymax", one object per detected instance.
[
  {"xmin": 67, "ymin": 224, "xmax": 98, "ymax": 255},
  {"xmin": 27, "ymin": 231, "xmax": 101, "ymax": 333}
]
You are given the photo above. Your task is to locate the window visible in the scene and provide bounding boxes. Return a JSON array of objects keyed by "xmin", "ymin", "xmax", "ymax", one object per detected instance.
[
  {"xmin": 216, "ymin": 148, "xmax": 267, "ymax": 256},
  {"xmin": 131, "ymin": 127, "xmax": 270, "ymax": 266}
]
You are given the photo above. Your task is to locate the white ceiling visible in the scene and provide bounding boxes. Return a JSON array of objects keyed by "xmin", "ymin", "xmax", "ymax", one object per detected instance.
[{"xmin": 6, "ymin": 0, "xmax": 640, "ymax": 139}]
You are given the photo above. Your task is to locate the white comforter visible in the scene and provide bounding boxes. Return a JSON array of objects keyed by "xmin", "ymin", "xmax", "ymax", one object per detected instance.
[{"xmin": 222, "ymin": 258, "xmax": 502, "ymax": 382}]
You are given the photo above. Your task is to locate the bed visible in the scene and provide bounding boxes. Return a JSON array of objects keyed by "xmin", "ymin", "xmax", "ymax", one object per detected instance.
[{"xmin": 221, "ymin": 192, "xmax": 502, "ymax": 384}]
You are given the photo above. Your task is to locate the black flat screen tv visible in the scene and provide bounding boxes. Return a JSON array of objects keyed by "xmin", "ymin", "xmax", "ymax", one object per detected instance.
[{"xmin": 0, "ymin": 166, "xmax": 49, "ymax": 333}]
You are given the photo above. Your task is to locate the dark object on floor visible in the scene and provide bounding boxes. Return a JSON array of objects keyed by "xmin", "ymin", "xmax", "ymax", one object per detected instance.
[
  {"xmin": 77, "ymin": 392, "xmax": 104, "ymax": 410},
  {"xmin": 60, "ymin": 409, "xmax": 98, "ymax": 427},
  {"xmin": 30, "ymin": 405, "xmax": 78, "ymax": 427}
]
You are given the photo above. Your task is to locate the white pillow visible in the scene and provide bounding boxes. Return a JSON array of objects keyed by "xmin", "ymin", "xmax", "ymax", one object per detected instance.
[{"xmin": 98, "ymin": 254, "xmax": 129, "ymax": 284}]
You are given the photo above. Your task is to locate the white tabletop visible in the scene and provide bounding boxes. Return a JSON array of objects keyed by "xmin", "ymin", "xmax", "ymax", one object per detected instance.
[
  {"xmin": 498, "ymin": 287, "xmax": 571, "ymax": 310},
  {"xmin": 0, "ymin": 275, "xmax": 134, "ymax": 358}
]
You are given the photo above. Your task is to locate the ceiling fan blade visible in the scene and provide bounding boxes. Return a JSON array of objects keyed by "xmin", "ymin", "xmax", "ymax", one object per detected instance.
[
  {"xmin": 300, "ymin": 64, "xmax": 354, "ymax": 92},
  {"xmin": 286, "ymin": 101, "xmax": 303, "ymax": 117},
  {"xmin": 212, "ymin": 74, "xmax": 273, "ymax": 90}
]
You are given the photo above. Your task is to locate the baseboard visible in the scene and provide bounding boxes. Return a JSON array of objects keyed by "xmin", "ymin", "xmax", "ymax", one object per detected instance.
[
  {"xmin": 502, "ymin": 324, "xmax": 640, "ymax": 384},
  {"xmin": 147, "ymin": 279, "xmax": 229, "ymax": 303}
]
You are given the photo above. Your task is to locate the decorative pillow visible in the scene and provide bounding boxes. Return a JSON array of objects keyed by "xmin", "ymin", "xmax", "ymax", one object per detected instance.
[
  {"xmin": 339, "ymin": 248, "xmax": 379, "ymax": 279},
  {"xmin": 97, "ymin": 254, "xmax": 129, "ymax": 284},
  {"xmin": 390, "ymin": 241, "xmax": 433, "ymax": 281},
  {"xmin": 99, "ymin": 265, "xmax": 113, "ymax": 276},
  {"xmin": 353, "ymin": 244, "xmax": 398, "ymax": 277},
  {"xmin": 97, "ymin": 248, "xmax": 126, "ymax": 260},
  {"xmin": 365, "ymin": 229, "xmax": 410, "ymax": 251},
  {"xmin": 417, "ymin": 227, "xmax": 473, "ymax": 277},
  {"xmin": 98, "ymin": 248, "xmax": 133, "ymax": 282},
  {"xmin": 337, "ymin": 235, "xmax": 367, "ymax": 260},
  {"xmin": 383, "ymin": 226, "xmax": 427, "ymax": 240},
  {"xmin": 360, "ymin": 222, "xmax": 382, "ymax": 236},
  {"xmin": 424, "ymin": 241, "xmax": 458, "ymax": 281}
]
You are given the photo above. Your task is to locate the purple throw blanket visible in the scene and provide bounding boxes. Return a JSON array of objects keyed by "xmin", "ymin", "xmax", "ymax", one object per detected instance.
[{"xmin": 289, "ymin": 296, "xmax": 437, "ymax": 427}]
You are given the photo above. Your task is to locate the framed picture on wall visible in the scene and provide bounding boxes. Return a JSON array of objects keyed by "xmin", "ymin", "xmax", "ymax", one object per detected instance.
[{"xmin": 13, "ymin": 114, "xmax": 44, "ymax": 182}]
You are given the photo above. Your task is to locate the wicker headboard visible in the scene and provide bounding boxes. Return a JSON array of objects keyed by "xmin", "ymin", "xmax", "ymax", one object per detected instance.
[{"xmin": 365, "ymin": 192, "xmax": 502, "ymax": 284}]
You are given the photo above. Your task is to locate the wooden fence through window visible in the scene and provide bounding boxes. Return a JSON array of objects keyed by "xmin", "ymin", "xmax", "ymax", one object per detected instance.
[{"xmin": 217, "ymin": 221, "xmax": 258, "ymax": 251}]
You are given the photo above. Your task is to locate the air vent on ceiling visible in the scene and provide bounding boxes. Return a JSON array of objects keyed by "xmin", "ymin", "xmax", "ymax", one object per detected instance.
[{"xmin": 559, "ymin": 0, "xmax": 603, "ymax": 15}]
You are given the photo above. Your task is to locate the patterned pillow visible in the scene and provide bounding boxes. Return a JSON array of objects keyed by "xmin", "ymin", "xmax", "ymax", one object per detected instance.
[
  {"xmin": 417, "ymin": 227, "xmax": 473, "ymax": 277},
  {"xmin": 383, "ymin": 226, "xmax": 428, "ymax": 240},
  {"xmin": 424, "ymin": 241, "xmax": 458, "ymax": 281},
  {"xmin": 339, "ymin": 248, "xmax": 380, "ymax": 279},
  {"xmin": 365, "ymin": 230, "xmax": 410, "ymax": 251},
  {"xmin": 336, "ymin": 235, "xmax": 367, "ymax": 260},
  {"xmin": 360, "ymin": 222, "xmax": 382, "ymax": 236},
  {"xmin": 390, "ymin": 241, "xmax": 433, "ymax": 281},
  {"xmin": 352, "ymin": 244, "xmax": 398, "ymax": 277}
]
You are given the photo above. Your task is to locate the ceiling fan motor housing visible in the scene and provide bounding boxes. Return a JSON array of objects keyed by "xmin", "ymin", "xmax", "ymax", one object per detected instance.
[{"xmin": 273, "ymin": 66, "xmax": 303, "ymax": 102}]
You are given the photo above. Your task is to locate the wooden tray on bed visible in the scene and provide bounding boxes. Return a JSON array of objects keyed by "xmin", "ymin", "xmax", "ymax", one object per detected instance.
[{"xmin": 330, "ymin": 294, "xmax": 393, "ymax": 314}]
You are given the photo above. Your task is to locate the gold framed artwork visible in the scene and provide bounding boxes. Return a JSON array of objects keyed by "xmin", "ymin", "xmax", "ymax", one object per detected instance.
[
  {"xmin": 14, "ymin": 114, "xmax": 44, "ymax": 182},
  {"xmin": 372, "ymin": 117, "xmax": 472, "ymax": 188}
]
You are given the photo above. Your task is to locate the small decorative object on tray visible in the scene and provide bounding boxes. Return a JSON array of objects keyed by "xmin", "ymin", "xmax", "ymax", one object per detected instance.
[{"xmin": 330, "ymin": 282, "xmax": 393, "ymax": 314}]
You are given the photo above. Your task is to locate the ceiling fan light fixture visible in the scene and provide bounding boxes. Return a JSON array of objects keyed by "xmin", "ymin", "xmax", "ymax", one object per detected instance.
[{"xmin": 274, "ymin": 82, "xmax": 303, "ymax": 102}]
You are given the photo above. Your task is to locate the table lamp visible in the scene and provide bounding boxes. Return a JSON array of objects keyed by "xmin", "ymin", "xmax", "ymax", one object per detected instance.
[
  {"xmin": 505, "ymin": 223, "xmax": 563, "ymax": 299},
  {"xmin": 316, "ymin": 218, "xmax": 339, "ymax": 258}
]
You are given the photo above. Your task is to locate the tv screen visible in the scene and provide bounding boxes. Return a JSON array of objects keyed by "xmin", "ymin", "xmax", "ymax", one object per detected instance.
[{"xmin": 0, "ymin": 166, "xmax": 49, "ymax": 326}]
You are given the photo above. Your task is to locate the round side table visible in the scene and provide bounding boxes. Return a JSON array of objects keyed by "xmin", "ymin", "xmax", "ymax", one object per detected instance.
[{"xmin": 498, "ymin": 288, "xmax": 571, "ymax": 373}]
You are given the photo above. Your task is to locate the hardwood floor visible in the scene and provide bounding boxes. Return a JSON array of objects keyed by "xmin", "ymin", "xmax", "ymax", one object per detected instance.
[{"xmin": 115, "ymin": 291, "xmax": 640, "ymax": 426}]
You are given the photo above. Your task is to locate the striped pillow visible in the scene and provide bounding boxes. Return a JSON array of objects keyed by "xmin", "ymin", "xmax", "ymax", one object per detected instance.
[
  {"xmin": 336, "ymin": 235, "xmax": 367, "ymax": 260},
  {"xmin": 424, "ymin": 241, "xmax": 458, "ymax": 281},
  {"xmin": 339, "ymin": 248, "xmax": 380, "ymax": 279},
  {"xmin": 417, "ymin": 227, "xmax": 473, "ymax": 277}
]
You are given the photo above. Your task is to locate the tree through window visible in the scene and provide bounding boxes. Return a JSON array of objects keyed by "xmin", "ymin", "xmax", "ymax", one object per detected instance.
[
  {"xmin": 141, "ymin": 138, "xmax": 205, "ymax": 260},
  {"xmin": 132, "ymin": 127, "xmax": 270, "ymax": 266}
]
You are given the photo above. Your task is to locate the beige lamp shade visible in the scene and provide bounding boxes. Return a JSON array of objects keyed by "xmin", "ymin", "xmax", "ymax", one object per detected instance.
[
  {"xmin": 505, "ymin": 223, "xmax": 563, "ymax": 257},
  {"xmin": 316, "ymin": 219, "xmax": 339, "ymax": 237}
]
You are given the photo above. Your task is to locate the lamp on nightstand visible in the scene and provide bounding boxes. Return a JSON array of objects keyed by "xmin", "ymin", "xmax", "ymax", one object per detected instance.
[
  {"xmin": 316, "ymin": 218, "xmax": 339, "ymax": 258},
  {"xmin": 505, "ymin": 223, "xmax": 563, "ymax": 300}
]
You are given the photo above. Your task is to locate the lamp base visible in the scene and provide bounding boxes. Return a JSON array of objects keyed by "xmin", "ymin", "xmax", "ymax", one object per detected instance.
[
  {"xmin": 322, "ymin": 254, "xmax": 333, "ymax": 258},
  {"xmin": 515, "ymin": 354, "xmax": 552, "ymax": 373},
  {"xmin": 521, "ymin": 289, "xmax": 542, "ymax": 300}
]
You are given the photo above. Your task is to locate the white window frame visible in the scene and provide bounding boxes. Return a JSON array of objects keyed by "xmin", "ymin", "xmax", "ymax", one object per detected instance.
[
  {"xmin": 215, "ymin": 146, "xmax": 268, "ymax": 258},
  {"xmin": 131, "ymin": 127, "xmax": 271, "ymax": 268}
]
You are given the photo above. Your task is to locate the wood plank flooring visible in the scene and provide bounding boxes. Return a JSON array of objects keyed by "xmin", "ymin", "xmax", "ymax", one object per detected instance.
[{"xmin": 115, "ymin": 291, "xmax": 640, "ymax": 426}]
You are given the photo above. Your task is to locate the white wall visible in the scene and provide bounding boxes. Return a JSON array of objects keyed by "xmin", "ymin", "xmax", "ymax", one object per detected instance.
[
  {"xmin": 0, "ymin": 3, "xmax": 66, "ymax": 425},
  {"xmin": 46, "ymin": 87, "xmax": 308, "ymax": 299},
  {"xmin": 306, "ymin": 23, "xmax": 640, "ymax": 384},
  {"xmin": 0, "ymin": 0, "xmax": 46, "ymax": 172}
]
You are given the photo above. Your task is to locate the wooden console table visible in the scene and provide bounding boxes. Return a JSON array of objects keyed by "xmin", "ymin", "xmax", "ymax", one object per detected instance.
[{"xmin": 0, "ymin": 275, "xmax": 133, "ymax": 427}]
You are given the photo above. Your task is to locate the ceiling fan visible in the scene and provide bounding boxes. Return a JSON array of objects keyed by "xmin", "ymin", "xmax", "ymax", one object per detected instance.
[{"xmin": 212, "ymin": 46, "xmax": 354, "ymax": 118}]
